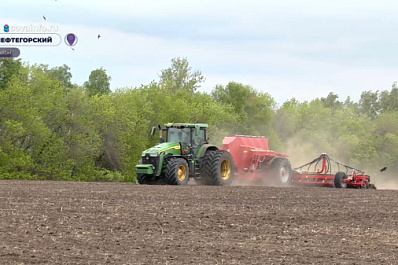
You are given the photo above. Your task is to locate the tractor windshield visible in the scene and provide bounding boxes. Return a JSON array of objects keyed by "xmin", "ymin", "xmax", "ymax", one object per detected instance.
[
  {"xmin": 193, "ymin": 129, "xmax": 205, "ymax": 146},
  {"xmin": 167, "ymin": 127, "xmax": 191, "ymax": 144}
]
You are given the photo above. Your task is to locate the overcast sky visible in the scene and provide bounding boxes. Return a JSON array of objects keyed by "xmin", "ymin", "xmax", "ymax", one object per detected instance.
[{"xmin": 3, "ymin": 0, "xmax": 398, "ymax": 104}]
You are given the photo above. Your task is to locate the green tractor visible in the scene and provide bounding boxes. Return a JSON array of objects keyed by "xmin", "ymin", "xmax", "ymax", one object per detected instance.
[{"xmin": 135, "ymin": 123, "xmax": 235, "ymax": 185}]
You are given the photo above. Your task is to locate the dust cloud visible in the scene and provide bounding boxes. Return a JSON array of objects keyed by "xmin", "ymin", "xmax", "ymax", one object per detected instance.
[{"xmin": 370, "ymin": 173, "xmax": 398, "ymax": 190}]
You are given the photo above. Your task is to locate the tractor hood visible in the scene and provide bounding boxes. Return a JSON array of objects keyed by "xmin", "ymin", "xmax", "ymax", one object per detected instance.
[{"xmin": 142, "ymin": 142, "xmax": 181, "ymax": 155}]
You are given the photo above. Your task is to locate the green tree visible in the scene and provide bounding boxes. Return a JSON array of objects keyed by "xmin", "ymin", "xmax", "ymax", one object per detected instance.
[
  {"xmin": 63, "ymin": 87, "xmax": 103, "ymax": 180},
  {"xmin": 211, "ymin": 82, "xmax": 276, "ymax": 135},
  {"xmin": 48, "ymin": 64, "xmax": 73, "ymax": 90},
  {"xmin": 159, "ymin": 57, "xmax": 205, "ymax": 93},
  {"xmin": 274, "ymin": 98, "xmax": 300, "ymax": 141},
  {"xmin": 211, "ymin": 82, "xmax": 252, "ymax": 117},
  {"xmin": 374, "ymin": 111, "xmax": 398, "ymax": 168},
  {"xmin": 358, "ymin": 90, "xmax": 380, "ymax": 119},
  {"xmin": 84, "ymin": 68, "xmax": 111, "ymax": 96},
  {"xmin": 379, "ymin": 87, "xmax": 398, "ymax": 112},
  {"xmin": 0, "ymin": 58, "xmax": 24, "ymax": 90},
  {"xmin": 111, "ymin": 88, "xmax": 153, "ymax": 181},
  {"xmin": 0, "ymin": 66, "xmax": 70, "ymax": 179},
  {"xmin": 321, "ymin": 92, "xmax": 343, "ymax": 111}
]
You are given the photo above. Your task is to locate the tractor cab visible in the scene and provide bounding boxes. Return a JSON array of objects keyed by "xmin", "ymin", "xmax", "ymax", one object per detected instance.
[
  {"xmin": 165, "ymin": 124, "xmax": 207, "ymax": 156},
  {"xmin": 148, "ymin": 123, "xmax": 208, "ymax": 158},
  {"xmin": 165, "ymin": 125, "xmax": 206, "ymax": 147}
]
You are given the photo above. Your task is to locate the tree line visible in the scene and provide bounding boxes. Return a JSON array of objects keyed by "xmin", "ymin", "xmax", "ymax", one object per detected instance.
[{"xmin": 0, "ymin": 57, "xmax": 397, "ymax": 182}]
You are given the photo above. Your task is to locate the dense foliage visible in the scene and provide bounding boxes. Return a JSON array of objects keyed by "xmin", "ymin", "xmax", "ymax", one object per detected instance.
[{"xmin": 0, "ymin": 58, "xmax": 397, "ymax": 182}]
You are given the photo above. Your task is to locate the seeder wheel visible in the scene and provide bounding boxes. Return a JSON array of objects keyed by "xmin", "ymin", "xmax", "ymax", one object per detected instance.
[
  {"xmin": 334, "ymin": 172, "xmax": 348, "ymax": 188},
  {"xmin": 367, "ymin": 183, "xmax": 377, "ymax": 189},
  {"xmin": 271, "ymin": 158, "xmax": 292, "ymax": 185}
]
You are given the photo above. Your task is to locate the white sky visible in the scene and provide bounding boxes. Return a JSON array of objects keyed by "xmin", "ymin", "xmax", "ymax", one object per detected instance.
[{"xmin": 2, "ymin": 0, "xmax": 398, "ymax": 104}]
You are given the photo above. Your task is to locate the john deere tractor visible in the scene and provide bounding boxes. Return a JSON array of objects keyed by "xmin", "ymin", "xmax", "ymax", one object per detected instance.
[{"xmin": 135, "ymin": 123, "xmax": 235, "ymax": 185}]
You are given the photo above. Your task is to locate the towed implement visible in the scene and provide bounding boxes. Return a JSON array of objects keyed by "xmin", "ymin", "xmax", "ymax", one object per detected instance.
[
  {"xmin": 291, "ymin": 153, "xmax": 376, "ymax": 189},
  {"xmin": 221, "ymin": 135, "xmax": 292, "ymax": 185}
]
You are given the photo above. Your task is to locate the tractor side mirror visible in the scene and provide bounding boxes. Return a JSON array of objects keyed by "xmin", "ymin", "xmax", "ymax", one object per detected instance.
[
  {"xmin": 195, "ymin": 125, "xmax": 200, "ymax": 136},
  {"xmin": 150, "ymin": 126, "xmax": 156, "ymax": 136}
]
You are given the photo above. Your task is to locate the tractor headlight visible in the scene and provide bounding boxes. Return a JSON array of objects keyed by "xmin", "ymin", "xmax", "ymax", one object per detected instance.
[
  {"xmin": 149, "ymin": 153, "xmax": 158, "ymax": 157},
  {"xmin": 141, "ymin": 151, "xmax": 146, "ymax": 156}
]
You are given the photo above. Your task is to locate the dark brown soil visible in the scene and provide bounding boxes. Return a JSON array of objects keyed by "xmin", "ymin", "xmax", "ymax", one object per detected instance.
[{"xmin": 0, "ymin": 180, "xmax": 397, "ymax": 264}]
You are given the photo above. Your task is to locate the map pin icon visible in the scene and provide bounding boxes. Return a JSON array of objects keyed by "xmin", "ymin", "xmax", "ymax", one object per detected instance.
[{"xmin": 66, "ymin": 34, "xmax": 75, "ymax": 46}]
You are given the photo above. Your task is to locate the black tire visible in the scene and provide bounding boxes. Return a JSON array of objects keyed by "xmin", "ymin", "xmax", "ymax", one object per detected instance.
[
  {"xmin": 197, "ymin": 150, "xmax": 216, "ymax": 185},
  {"xmin": 271, "ymin": 158, "xmax": 292, "ymax": 185},
  {"xmin": 207, "ymin": 150, "xmax": 235, "ymax": 186},
  {"xmin": 137, "ymin": 174, "xmax": 167, "ymax": 185},
  {"xmin": 368, "ymin": 183, "xmax": 377, "ymax": 189},
  {"xmin": 136, "ymin": 158, "xmax": 145, "ymax": 184},
  {"xmin": 334, "ymin": 171, "xmax": 348, "ymax": 188},
  {"xmin": 165, "ymin": 158, "xmax": 190, "ymax": 185},
  {"xmin": 137, "ymin": 173, "xmax": 149, "ymax": 184}
]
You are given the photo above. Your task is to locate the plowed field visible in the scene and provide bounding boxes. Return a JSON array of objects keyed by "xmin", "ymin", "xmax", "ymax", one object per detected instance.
[{"xmin": 0, "ymin": 180, "xmax": 397, "ymax": 264}]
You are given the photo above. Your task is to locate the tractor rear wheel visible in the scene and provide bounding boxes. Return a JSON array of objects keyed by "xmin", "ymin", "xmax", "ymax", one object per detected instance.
[
  {"xmin": 334, "ymin": 171, "xmax": 348, "ymax": 188},
  {"xmin": 271, "ymin": 158, "xmax": 292, "ymax": 185},
  {"xmin": 196, "ymin": 150, "xmax": 216, "ymax": 185},
  {"xmin": 165, "ymin": 158, "xmax": 190, "ymax": 185},
  {"xmin": 207, "ymin": 150, "xmax": 234, "ymax": 186}
]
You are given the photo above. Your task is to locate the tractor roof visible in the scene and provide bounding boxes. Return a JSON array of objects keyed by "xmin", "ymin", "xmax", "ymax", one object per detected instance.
[{"xmin": 165, "ymin": 123, "xmax": 208, "ymax": 128}]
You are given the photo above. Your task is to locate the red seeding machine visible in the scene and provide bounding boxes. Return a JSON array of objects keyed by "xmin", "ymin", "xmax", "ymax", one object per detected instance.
[
  {"xmin": 291, "ymin": 153, "xmax": 377, "ymax": 189},
  {"xmin": 221, "ymin": 135, "xmax": 292, "ymax": 185}
]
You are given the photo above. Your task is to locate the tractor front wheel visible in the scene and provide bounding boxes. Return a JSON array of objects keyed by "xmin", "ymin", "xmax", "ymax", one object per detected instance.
[
  {"xmin": 334, "ymin": 171, "xmax": 348, "ymax": 188},
  {"xmin": 208, "ymin": 150, "xmax": 235, "ymax": 186},
  {"xmin": 165, "ymin": 158, "xmax": 190, "ymax": 185},
  {"xmin": 137, "ymin": 174, "xmax": 167, "ymax": 185},
  {"xmin": 136, "ymin": 173, "xmax": 150, "ymax": 184}
]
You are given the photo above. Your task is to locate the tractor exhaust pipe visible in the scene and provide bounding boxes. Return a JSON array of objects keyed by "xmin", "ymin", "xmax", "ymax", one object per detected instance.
[{"xmin": 158, "ymin": 125, "xmax": 164, "ymax": 143}]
